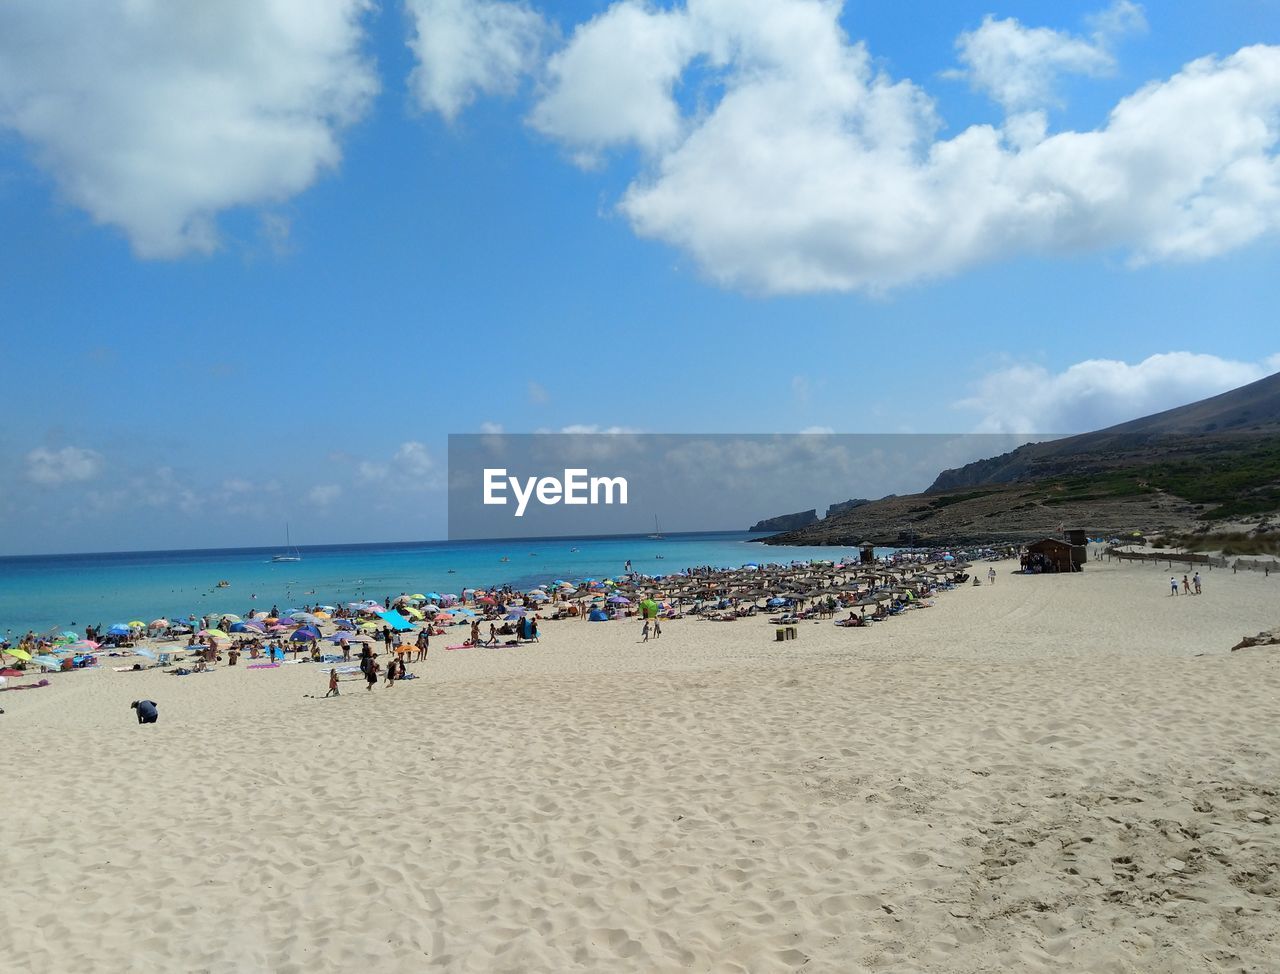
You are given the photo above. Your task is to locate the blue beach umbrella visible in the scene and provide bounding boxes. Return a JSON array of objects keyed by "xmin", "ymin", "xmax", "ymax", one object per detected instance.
[{"xmin": 107, "ymin": 624, "xmax": 131, "ymax": 636}]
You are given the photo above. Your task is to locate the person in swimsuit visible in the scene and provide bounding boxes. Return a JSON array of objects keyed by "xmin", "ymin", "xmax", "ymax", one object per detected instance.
[{"xmin": 366, "ymin": 659, "xmax": 379, "ymax": 691}]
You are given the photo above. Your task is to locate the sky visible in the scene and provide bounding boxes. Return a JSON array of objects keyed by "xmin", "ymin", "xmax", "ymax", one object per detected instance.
[{"xmin": 1, "ymin": 0, "xmax": 1278, "ymax": 554}]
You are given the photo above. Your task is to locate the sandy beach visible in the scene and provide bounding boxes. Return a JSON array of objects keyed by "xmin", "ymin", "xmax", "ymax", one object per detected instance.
[{"xmin": 2, "ymin": 556, "xmax": 1278, "ymax": 972}]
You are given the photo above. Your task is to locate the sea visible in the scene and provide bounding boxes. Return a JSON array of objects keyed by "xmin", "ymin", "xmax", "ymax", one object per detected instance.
[{"xmin": 0, "ymin": 532, "xmax": 884, "ymax": 639}]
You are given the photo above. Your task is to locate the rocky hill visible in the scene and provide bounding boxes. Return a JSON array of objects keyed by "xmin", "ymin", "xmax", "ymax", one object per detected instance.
[
  {"xmin": 748, "ymin": 509, "xmax": 818, "ymax": 533},
  {"xmin": 763, "ymin": 371, "xmax": 1280, "ymax": 547}
]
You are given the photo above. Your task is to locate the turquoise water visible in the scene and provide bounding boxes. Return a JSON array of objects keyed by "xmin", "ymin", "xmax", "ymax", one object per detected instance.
[{"xmin": 0, "ymin": 532, "xmax": 876, "ymax": 639}]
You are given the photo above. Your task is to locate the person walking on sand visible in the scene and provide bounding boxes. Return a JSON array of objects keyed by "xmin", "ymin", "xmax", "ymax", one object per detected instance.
[
  {"xmin": 365, "ymin": 659, "xmax": 379, "ymax": 691},
  {"xmin": 653, "ymin": 618, "xmax": 662, "ymax": 639},
  {"xmin": 1170, "ymin": 576, "xmax": 1179, "ymax": 596},
  {"xmin": 1193, "ymin": 571, "xmax": 1202, "ymax": 594},
  {"xmin": 1182, "ymin": 574, "xmax": 1191, "ymax": 594},
  {"xmin": 988, "ymin": 567, "xmax": 996, "ymax": 585},
  {"xmin": 384, "ymin": 658, "xmax": 396, "ymax": 689},
  {"xmin": 641, "ymin": 620, "xmax": 650, "ymax": 643},
  {"xmin": 325, "ymin": 668, "xmax": 340, "ymax": 697}
]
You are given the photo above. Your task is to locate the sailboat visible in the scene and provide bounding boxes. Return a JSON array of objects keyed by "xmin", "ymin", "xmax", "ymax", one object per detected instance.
[
  {"xmin": 272, "ymin": 524, "xmax": 302, "ymax": 562},
  {"xmin": 648, "ymin": 515, "xmax": 664, "ymax": 540}
]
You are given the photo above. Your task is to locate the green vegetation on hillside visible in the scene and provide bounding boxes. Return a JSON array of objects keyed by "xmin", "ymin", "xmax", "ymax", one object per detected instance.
[{"xmin": 1018, "ymin": 444, "xmax": 1280, "ymax": 520}]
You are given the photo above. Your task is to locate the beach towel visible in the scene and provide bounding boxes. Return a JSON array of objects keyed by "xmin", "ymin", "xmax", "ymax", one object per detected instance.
[
  {"xmin": 247, "ymin": 663, "xmax": 280, "ymax": 669},
  {"xmin": 445, "ymin": 644, "xmax": 476, "ymax": 650},
  {"xmin": 0, "ymin": 679, "xmax": 51, "ymax": 691}
]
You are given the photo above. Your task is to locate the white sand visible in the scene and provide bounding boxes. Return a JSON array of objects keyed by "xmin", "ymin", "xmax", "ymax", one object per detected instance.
[{"xmin": 2, "ymin": 557, "xmax": 1278, "ymax": 972}]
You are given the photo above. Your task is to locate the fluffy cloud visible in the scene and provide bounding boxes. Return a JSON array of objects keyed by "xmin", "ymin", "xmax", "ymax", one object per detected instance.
[
  {"xmin": 406, "ymin": 0, "xmax": 549, "ymax": 120},
  {"xmin": 355, "ymin": 441, "xmax": 439, "ymax": 489},
  {"xmin": 529, "ymin": 0, "xmax": 695, "ymax": 158},
  {"xmin": 527, "ymin": 0, "xmax": 1280, "ymax": 293},
  {"xmin": 0, "ymin": 1, "xmax": 377, "ymax": 257},
  {"xmin": 958, "ymin": 352, "xmax": 1280, "ymax": 433},
  {"xmin": 307, "ymin": 484, "xmax": 343, "ymax": 506},
  {"xmin": 394, "ymin": 440, "xmax": 435, "ymax": 477},
  {"xmin": 24, "ymin": 446, "xmax": 104, "ymax": 485},
  {"xmin": 952, "ymin": 1, "xmax": 1144, "ymax": 112}
]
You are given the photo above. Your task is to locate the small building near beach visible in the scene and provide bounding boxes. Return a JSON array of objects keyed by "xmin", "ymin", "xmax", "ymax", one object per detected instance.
[{"xmin": 1025, "ymin": 538, "xmax": 1085, "ymax": 573}]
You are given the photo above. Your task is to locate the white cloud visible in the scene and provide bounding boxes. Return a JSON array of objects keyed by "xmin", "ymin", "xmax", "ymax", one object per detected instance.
[
  {"xmin": 791, "ymin": 375, "xmax": 811, "ymax": 404},
  {"xmin": 529, "ymin": 1, "xmax": 1280, "ymax": 294},
  {"xmin": 958, "ymin": 351, "xmax": 1279, "ymax": 433},
  {"xmin": 799, "ymin": 426, "xmax": 834, "ymax": 435},
  {"xmin": 949, "ymin": 3, "xmax": 1146, "ymax": 114},
  {"xmin": 528, "ymin": 0, "xmax": 695, "ymax": 159},
  {"xmin": 406, "ymin": 0, "xmax": 549, "ymax": 120},
  {"xmin": 528, "ymin": 380, "xmax": 550, "ymax": 404},
  {"xmin": 558, "ymin": 424, "xmax": 641, "ymax": 434},
  {"xmin": 0, "ymin": 1, "xmax": 378, "ymax": 257},
  {"xmin": 952, "ymin": 9, "xmax": 1122, "ymax": 113},
  {"xmin": 355, "ymin": 441, "xmax": 439, "ymax": 490},
  {"xmin": 393, "ymin": 440, "xmax": 434, "ymax": 477},
  {"xmin": 24, "ymin": 446, "xmax": 104, "ymax": 485},
  {"xmin": 479, "ymin": 421, "xmax": 504, "ymax": 434},
  {"xmin": 307, "ymin": 484, "xmax": 342, "ymax": 506}
]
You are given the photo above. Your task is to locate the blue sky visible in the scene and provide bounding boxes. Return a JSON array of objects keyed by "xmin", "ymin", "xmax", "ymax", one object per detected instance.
[{"xmin": 2, "ymin": 0, "xmax": 1278, "ymax": 554}]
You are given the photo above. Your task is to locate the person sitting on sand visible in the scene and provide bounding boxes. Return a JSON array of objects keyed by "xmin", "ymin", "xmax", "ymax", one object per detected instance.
[
  {"xmin": 325, "ymin": 668, "xmax": 339, "ymax": 697},
  {"xmin": 131, "ymin": 700, "xmax": 158, "ymax": 724}
]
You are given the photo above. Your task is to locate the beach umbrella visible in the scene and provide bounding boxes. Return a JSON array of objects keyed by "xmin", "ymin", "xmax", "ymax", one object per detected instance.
[
  {"xmin": 107, "ymin": 624, "xmax": 131, "ymax": 636},
  {"xmin": 402, "ymin": 607, "xmax": 425, "ymax": 620},
  {"xmin": 6, "ymin": 648, "xmax": 32, "ymax": 661},
  {"xmin": 290, "ymin": 612, "xmax": 320, "ymax": 624},
  {"xmin": 607, "ymin": 595, "xmax": 630, "ymax": 605},
  {"xmin": 291, "ymin": 630, "xmax": 317, "ymax": 642},
  {"xmin": 220, "ymin": 614, "xmax": 242, "ymax": 623},
  {"xmin": 200, "ymin": 628, "xmax": 229, "ymax": 638},
  {"xmin": 32, "ymin": 654, "xmax": 63, "ymax": 668},
  {"xmin": 149, "ymin": 618, "xmax": 169, "ymax": 629}
]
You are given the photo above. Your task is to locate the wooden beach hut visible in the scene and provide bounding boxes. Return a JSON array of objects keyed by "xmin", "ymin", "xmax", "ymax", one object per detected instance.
[{"xmin": 1025, "ymin": 538, "xmax": 1085, "ymax": 573}]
